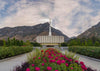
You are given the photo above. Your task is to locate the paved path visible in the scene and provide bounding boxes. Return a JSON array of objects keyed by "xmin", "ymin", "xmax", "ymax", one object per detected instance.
[
  {"xmin": 78, "ymin": 54, "xmax": 100, "ymax": 71},
  {"xmin": 0, "ymin": 48, "xmax": 100, "ymax": 71},
  {"xmin": 0, "ymin": 53, "xmax": 28, "ymax": 71}
]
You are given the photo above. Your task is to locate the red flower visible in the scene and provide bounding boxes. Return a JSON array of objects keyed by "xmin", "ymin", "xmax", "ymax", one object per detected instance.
[
  {"xmin": 75, "ymin": 60, "xmax": 78, "ymax": 63},
  {"xmin": 70, "ymin": 67, "xmax": 73, "ymax": 70},
  {"xmin": 81, "ymin": 65, "xmax": 87, "ymax": 70},
  {"xmin": 80, "ymin": 61, "xmax": 84, "ymax": 65},
  {"xmin": 41, "ymin": 50, "xmax": 43, "ymax": 52},
  {"xmin": 45, "ymin": 50, "xmax": 49, "ymax": 53},
  {"xmin": 55, "ymin": 70, "xmax": 58, "ymax": 71},
  {"xmin": 32, "ymin": 64, "xmax": 34, "ymax": 67},
  {"xmin": 43, "ymin": 58, "xmax": 47, "ymax": 63},
  {"xmin": 33, "ymin": 56, "xmax": 36, "ymax": 60},
  {"xmin": 61, "ymin": 60, "xmax": 65, "ymax": 63},
  {"xmin": 47, "ymin": 67, "xmax": 52, "ymax": 70},
  {"xmin": 49, "ymin": 59, "xmax": 56, "ymax": 63},
  {"xmin": 26, "ymin": 68, "xmax": 30, "ymax": 71},
  {"xmin": 43, "ymin": 55, "xmax": 45, "ymax": 57},
  {"xmin": 38, "ymin": 57, "xmax": 41, "ymax": 59},
  {"xmin": 65, "ymin": 63, "xmax": 68, "ymax": 67},
  {"xmin": 35, "ymin": 67, "xmax": 40, "ymax": 71},
  {"xmin": 55, "ymin": 57, "xmax": 58, "ymax": 60},
  {"xmin": 57, "ymin": 60, "xmax": 61, "ymax": 65},
  {"xmin": 42, "ymin": 63, "xmax": 44, "ymax": 66},
  {"xmin": 69, "ymin": 59, "xmax": 73, "ymax": 62},
  {"xmin": 65, "ymin": 57, "xmax": 68, "ymax": 60}
]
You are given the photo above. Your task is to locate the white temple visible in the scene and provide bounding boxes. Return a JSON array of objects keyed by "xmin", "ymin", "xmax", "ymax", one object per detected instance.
[{"xmin": 36, "ymin": 19, "xmax": 64, "ymax": 48}]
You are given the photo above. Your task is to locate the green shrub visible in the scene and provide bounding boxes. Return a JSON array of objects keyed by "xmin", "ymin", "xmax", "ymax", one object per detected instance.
[
  {"xmin": 61, "ymin": 42, "xmax": 68, "ymax": 47},
  {"xmin": 0, "ymin": 46, "xmax": 33, "ymax": 59},
  {"xmin": 68, "ymin": 46, "xmax": 100, "ymax": 59},
  {"xmin": 31, "ymin": 42, "xmax": 41, "ymax": 47}
]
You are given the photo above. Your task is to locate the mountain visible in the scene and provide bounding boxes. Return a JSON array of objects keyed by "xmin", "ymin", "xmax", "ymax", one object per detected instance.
[
  {"xmin": 78, "ymin": 22, "xmax": 100, "ymax": 38},
  {"xmin": 0, "ymin": 22, "xmax": 69, "ymax": 42}
]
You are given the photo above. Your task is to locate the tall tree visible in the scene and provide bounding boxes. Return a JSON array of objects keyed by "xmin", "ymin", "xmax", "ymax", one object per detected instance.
[{"xmin": 3, "ymin": 39, "xmax": 6, "ymax": 46}]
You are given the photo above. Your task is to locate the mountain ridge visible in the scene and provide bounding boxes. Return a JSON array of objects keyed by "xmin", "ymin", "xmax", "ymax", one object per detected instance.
[
  {"xmin": 78, "ymin": 22, "xmax": 100, "ymax": 38},
  {"xmin": 0, "ymin": 22, "xmax": 69, "ymax": 42}
]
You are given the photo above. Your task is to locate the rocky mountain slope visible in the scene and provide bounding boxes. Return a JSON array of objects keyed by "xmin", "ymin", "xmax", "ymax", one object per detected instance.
[
  {"xmin": 0, "ymin": 22, "xmax": 69, "ymax": 42},
  {"xmin": 78, "ymin": 22, "xmax": 100, "ymax": 38}
]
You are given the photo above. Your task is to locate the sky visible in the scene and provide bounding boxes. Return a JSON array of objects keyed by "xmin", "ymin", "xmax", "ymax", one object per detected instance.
[{"xmin": 0, "ymin": 0, "xmax": 100, "ymax": 37}]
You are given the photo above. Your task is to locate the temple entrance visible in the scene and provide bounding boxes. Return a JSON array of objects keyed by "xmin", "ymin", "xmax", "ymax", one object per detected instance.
[{"xmin": 47, "ymin": 45, "xmax": 54, "ymax": 47}]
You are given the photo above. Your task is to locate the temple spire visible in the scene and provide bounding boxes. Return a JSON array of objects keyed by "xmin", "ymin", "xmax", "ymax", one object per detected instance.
[{"xmin": 49, "ymin": 19, "xmax": 52, "ymax": 36}]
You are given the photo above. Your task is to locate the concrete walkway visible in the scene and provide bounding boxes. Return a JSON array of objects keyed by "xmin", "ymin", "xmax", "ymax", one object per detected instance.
[
  {"xmin": 0, "ymin": 53, "xmax": 28, "ymax": 71},
  {"xmin": 78, "ymin": 54, "xmax": 100, "ymax": 71},
  {"xmin": 0, "ymin": 49, "xmax": 100, "ymax": 71},
  {"xmin": 62, "ymin": 49, "xmax": 100, "ymax": 71}
]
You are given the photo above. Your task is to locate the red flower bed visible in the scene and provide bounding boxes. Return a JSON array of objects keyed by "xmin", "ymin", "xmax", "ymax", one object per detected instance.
[
  {"xmin": 26, "ymin": 48, "xmax": 88, "ymax": 71},
  {"xmin": 14, "ymin": 48, "xmax": 96, "ymax": 71}
]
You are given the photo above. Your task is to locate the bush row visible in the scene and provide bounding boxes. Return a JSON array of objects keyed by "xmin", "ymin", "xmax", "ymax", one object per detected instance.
[
  {"xmin": 68, "ymin": 46, "xmax": 100, "ymax": 59},
  {"xmin": 0, "ymin": 46, "xmax": 33, "ymax": 59},
  {"xmin": 67, "ymin": 37, "xmax": 100, "ymax": 46}
]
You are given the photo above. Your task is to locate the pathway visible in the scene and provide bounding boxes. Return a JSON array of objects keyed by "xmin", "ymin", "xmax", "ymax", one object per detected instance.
[
  {"xmin": 0, "ymin": 53, "xmax": 28, "ymax": 71},
  {"xmin": 0, "ymin": 48, "xmax": 100, "ymax": 71}
]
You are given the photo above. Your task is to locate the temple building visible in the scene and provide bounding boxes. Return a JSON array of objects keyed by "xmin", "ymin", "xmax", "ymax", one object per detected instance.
[{"xmin": 36, "ymin": 19, "xmax": 64, "ymax": 47}]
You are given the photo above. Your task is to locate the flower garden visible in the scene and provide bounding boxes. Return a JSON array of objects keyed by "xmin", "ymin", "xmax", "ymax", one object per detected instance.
[{"xmin": 14, "ymin": 48, "xmax": 95, "ymax": 71}]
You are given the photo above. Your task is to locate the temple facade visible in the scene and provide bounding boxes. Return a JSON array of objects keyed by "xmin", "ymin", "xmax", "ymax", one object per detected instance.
[
  {"xmin": 36, "ymin": 36, "xmax": 64, "ymax": 47},
  {"xmin": 36, "ymin": 19, "xmax": 64, "ymax": 47}
]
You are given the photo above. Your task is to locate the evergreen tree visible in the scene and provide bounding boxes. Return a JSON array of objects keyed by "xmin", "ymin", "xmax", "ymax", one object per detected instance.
[
  {"xmin": 3, "ymin": 39, "xmax": 6, "ymax": 46},
  {"xmin": 7, "ymin": 37, "xmax": 10, "ymax": 46},
  {"xmin": 0, "ymin": 40, "xmax": 3, "ymax": 46},
  {"xmin": 21, "ymin": 40, "xmax": 24, "ymax": 46},
  {"xmin": 95, "ymin": 41, "xmax": 100, "ymax": 46},
  {"xmin": 25, "ymin": 40, "xmax": 31, "ymax": 46},
  {"xmin": 13, "ymin": 37, "xmax": 16, "ymax": 45},
  {"xmin": 85, "ymin": 40, "xmax": 88, "ymax": 46}
]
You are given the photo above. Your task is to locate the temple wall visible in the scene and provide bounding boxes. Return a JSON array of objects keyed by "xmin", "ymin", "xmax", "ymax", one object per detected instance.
[{"xmin": 36, "ymin": 36, "xmax": 64, "ymax": 44}]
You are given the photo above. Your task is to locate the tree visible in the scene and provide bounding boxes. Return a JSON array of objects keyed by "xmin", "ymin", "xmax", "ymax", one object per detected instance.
[
  {"xmin": 7, "ymin": 37, "xmax": 10, "ymax": 46},
  {"xmin": 87, "ymin": 39, "xmax": 92, "ymax": 46},
  {"xmin": 20, "ymin": 40, "xmax": 24, "ymax": 46},
  {"xmin": 85, "ymin": 40, "xmax": 88, "ymax": 46},
  {"xmin": 95, "ymin": 41, "xmax": 100, "ymax": 46},
  {"xmin": 25, "ymin": 40, "xmax": 31, "ymax": 46},
  {"xmin": 3, "ymin": 39, "xmax": 6, "ymax": 46}
]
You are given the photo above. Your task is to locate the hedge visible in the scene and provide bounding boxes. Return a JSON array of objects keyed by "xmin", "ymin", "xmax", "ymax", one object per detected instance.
[
  {"xmin": 0, "ymin": 46, "xmax": 33, "ymax": 59},
  {"xmin": 68, "ymin": 46, "xmax": 100, "ymax": 59}
]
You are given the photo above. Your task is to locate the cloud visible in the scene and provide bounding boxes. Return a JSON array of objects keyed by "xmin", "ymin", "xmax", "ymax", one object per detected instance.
[
  {"xmin": 95, "ymin": 0, "xmax": 100, "ymax": 2},
  {"xmin": 0, "ymin": 0, "xmax": 100, "ymax": 37},
  {"xmin": 0, "ymin": 0, "xmax": 7, "ymax": 10}
]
